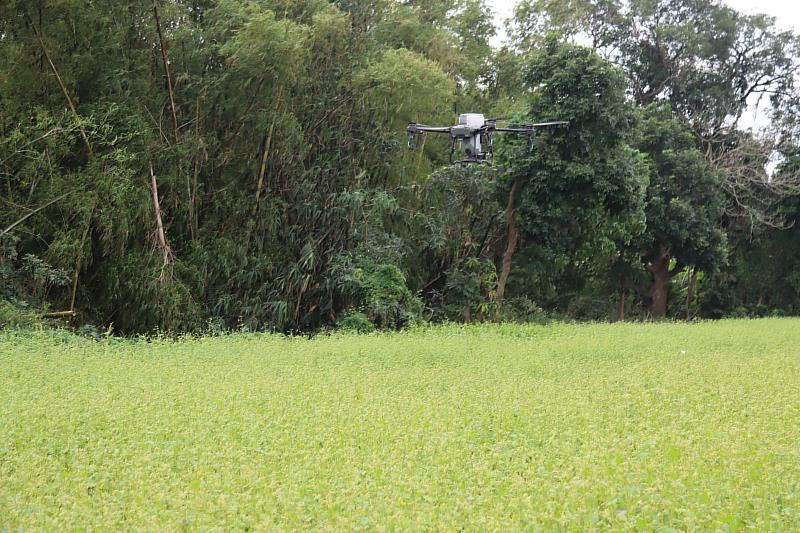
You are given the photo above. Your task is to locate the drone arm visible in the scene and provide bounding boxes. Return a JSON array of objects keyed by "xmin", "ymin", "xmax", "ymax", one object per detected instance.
[
  {"xmin": 495, "ymin": 121, "xmax": 568, "ymax": 152},
  {"xmin": 407, "ymin": 123, "xmax": 451, "ymax": 135},
  {"xmin": 407, "ymin": 123, "xmax": 452, "ymax": 149},
  {"xmin": 495, "ymin": 121, "xmax": 568, "ymax": 133}
]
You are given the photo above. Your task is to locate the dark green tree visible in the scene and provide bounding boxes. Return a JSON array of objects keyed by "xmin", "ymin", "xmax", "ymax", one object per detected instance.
[
  {"xmin": 629, "ymin": 105, "xmax": 727, "ymax": 316},
  {"xmin": 494, "ymin": 41, "xmax": 648, "ymax": 314}
]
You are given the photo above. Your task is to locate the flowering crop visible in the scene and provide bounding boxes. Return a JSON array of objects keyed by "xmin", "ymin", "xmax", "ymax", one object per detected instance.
[{"xmin": 1, "ymin": 319, "xmax": 799, "ymax": 529}]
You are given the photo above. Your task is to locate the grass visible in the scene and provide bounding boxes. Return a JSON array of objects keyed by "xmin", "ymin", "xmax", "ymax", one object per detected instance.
[{"xmin": 1, "ymin": 319, "xmax": 799, "ymax": 530}]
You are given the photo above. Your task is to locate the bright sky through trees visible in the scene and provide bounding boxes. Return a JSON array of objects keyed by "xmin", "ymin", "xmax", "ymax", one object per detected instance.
[
  {"xmin": 489, "ymin": 0, "xmax": 800, "ymax": 130},
  {"xmin": 490, "ymin": 0, "xmax": 800, "ymax": 45}
]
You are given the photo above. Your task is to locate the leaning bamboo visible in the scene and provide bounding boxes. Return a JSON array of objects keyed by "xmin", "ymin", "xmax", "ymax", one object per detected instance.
[
  {"xmin": 68, "ymin": 204, "xmax": 95, "ymax": 314},
  {"xmin": 153, "ymin": 1, "xmax": 180, "ymax": 143},
  {"xmin": 31, "ymin": 26, "xmax": 92, "ymax": 156}
]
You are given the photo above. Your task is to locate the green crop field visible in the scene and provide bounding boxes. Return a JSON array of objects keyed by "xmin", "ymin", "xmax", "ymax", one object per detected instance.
[{"xmin": 1, "ymin": 319, "xmax": 799, "ymax": 530}]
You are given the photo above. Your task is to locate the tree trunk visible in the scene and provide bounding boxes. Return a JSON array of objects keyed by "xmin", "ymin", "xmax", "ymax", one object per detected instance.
[
  {"xmin": 617, "ymin": 272, "xmax": 626, "ymax": 322},
  {"xmin": 647, "ymin": 246, "xmax": 671, "ymax": 317},
  {"xmin": 495, "ymin": 176, "xmax": 522, "ymax": 318}
]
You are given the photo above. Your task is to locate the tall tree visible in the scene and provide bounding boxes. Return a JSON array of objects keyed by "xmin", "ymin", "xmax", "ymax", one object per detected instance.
[
  {"xmin": 629, "ymin": 105, "xmax": 727, "ymax": 316},
  {"xmin": 511, "ymin": 0, "xmax": 800, "ymax": 228},
  {"xmin": 495, "ymin": 40, "xmax": 648, "ymax": 312}
]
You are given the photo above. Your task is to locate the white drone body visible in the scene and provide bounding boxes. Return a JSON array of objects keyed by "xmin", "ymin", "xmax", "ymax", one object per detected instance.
[
  {"xmin": 452, "ymin": 113, "xmax": 486, "ymax": 157},
  {"xmin": 406, "ymin": 113, "xmax": 567, "ymax": 163}
]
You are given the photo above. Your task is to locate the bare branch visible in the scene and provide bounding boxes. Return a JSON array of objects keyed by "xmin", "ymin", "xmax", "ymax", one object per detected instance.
[{"xmin": 714, "ymin": 132, "xmax": 800, "ymax": 229}]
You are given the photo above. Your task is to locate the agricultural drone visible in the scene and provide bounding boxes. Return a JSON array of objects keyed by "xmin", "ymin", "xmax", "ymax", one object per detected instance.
[{"xmin": 406, "ymin": 113, "xmax": 567, "ymax": 164}]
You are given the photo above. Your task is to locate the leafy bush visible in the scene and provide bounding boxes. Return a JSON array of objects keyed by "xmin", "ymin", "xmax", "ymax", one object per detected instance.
[
  {"xmin": 336, "ymin": 311, "xmax": 375, "ymax": 333},
  {"xmin": 440, "ymin": 257, "xmax": 498, "ymax": 322},
  {"xmin": 0, "ymin": 299, "xmax": 41, "ymax": 329},
  {"xmin": 337, "ymin": 259, "xmax": 423, "ymax": 330},
  {"xmin": 500, "ymin": 296, "xmax": 548, "ymax": 324},
  {"xmin": 565, "ymin": 294, "xmax": 616, "ymax": 321},
  {"xmin": 1, "ymin": 234, "xmax": 70, "ymax": 321}
]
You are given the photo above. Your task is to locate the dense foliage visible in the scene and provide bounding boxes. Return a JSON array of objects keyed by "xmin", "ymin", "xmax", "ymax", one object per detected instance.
[{"xmin": 1, "ymin": 0, "xmax": 799, "ymax": 333}]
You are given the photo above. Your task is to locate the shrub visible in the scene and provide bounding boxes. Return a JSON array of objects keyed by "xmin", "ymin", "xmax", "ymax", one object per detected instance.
[
  {"xmin": 0, "ymin": 299, "xmax": 41, "ymax": 329},
  {"xmin": 336, "ymin": 311, "xmax": 375, "ymax": 333},
  {"xmin": 337, "ymin": 260, "xmax": 423, "ymax": 330},
  {"xmin": 501, "ymin": 296, "xmax": 548, "ymax": 324}
]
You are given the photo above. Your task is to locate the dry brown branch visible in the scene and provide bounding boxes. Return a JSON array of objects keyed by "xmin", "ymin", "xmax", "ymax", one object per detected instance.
[
  {"xmin": 149, "ymin": 163, "xmax": 174, "ymax": 282},
  {"xmin": 41, "ymin": 310, "xmax": 76, "ymax": 318}
]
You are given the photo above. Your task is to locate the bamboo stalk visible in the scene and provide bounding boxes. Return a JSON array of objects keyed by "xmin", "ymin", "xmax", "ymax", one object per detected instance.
[
  {"xmin": 1, "ymin": 191, "xmax": 74, "ymax": 236},
  {"xmin": 244, "ymin": 110, "xmax": 278, "ymax": 249},
  {"xmin": 68, "ymin": 203, "xmax": 95, "ymax": 315},
  {"xmin": 254, "ymin": 122, "xmax": 275, "ymax": 210},
  {"xmin": 153, "ymin": 1, "xmax": 180, "ymax": 143},
  {"xmin": 189, "ymin": 93, "xmax": 204, "ymax": 241},
  {"xmin": 31, "ymin": 25, "xmax": 92, "ymax": 156}
]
